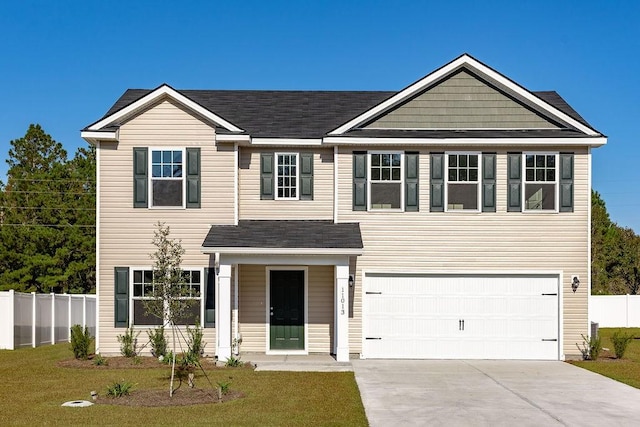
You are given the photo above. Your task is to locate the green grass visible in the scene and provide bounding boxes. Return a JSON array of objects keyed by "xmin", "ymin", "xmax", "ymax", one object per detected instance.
[
  {"xmin": 572, "ymin": 327, "xmax": 640, "ymax": 388},
  {"xmin": 0, "ymin": 344, "xmax": 367, "ymax": 426}
]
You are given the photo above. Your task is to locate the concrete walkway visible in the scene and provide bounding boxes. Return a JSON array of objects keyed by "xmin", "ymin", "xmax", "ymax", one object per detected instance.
[
  {"xmin": 352, "ymin": 360, "xmax": 640, "ymax": 426},
  {"xmin": 242, "ymin": 354, "xmax": 353, "ymax": 372}
]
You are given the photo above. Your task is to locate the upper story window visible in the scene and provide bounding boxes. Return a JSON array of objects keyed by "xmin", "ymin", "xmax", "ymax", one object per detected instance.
[
  {"xmin": 369, "ymin": 152, "xmax": 403, "ymax": 210},
  {"xmin": 150, "ymin": 149, "xmax": 184, "ymax": 207},
  {"xmin": 524, "ymin": 153, "xmax": 557, "ymax": 211},
  {"xmin": 446, "ymin": 153, "xmax": 480, "ymax": 211},
  {"xmin": 276, "ymin": 153, "xmax": 298, "ymax": 199}
]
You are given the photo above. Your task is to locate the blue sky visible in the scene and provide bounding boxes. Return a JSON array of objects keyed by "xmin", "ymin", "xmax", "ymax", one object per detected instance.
[{"xmin": 0, "ymin": 1, "xmax": 637, "ymax": 230}]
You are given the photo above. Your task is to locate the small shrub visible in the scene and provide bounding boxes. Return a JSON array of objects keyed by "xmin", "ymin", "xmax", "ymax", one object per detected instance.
[
  {"xmin": 217, "ymin": 380, "xmax": 231, "ymax": 396},
  {"xmin": 577, "ymin": 334, "xmax": 602, "ymax": 360},
  {"xmin": 132, "ymin": 356, "xmax": 141, "ymax": 365},
  {"xmin": 70, "ymin": 324, "xmax": 92, "ymax": 360},
  {"xmin": 106, "ymin": 379, "xmax": 134, "ymax": 398},
  {"xmin": 159, "ymin": 350, "xmax": 174, "ymax": 365},
  {"xmin": 611, "ymin": 330, "xmax": 635, "ymax": 359},
  {"xmin": 117, "ymin": 327, "xmax": 139, "ymax": 357},
  {"xmin": 186, "ymin": 323, "xmax": 205, "ymax": 360},
  {"xmin": 93, "ymin": 354, "xmax": 108, "ymax": 366},
  {"xmin": 225, "ymin": 355, "xmax": 243, "ymax": 367},
  {"xmin": 147, "ymin": 326, "xmax": 167, "ymax": 358}
]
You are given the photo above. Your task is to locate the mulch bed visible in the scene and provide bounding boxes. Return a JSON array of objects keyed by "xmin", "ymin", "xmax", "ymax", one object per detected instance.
[
  {"xmin": 96, "ymin": 387, "xmax": 244, "ymax": 407},
  {"xmin": 59, "ymin": 355, "xmax": 249, "ymax": 406}
]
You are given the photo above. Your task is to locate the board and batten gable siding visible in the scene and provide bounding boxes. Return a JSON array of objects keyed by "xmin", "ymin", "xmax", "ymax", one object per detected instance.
[
  {"xmin": 98, "ymin": 98, "xmax": 235, "ymax": 355},
  {"xmin": 238, "ymin": 147, "xmax": 334, "ymax": 220},
  {"xmin": 237, "ymin": 264, "xmax": 334, "ymax": 353},
  {"xmin": 337, "ymin": 147, "xmax": 589, "ymax": 358},
  {"xmin": 366, "ymin": 70, "xmax": 559, "ymax": 129}
]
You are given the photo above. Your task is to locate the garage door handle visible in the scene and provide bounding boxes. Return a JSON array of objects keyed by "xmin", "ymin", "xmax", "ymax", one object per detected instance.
[
  {"xmin": 541, "ymin": 339, "xmax": 558, "ymax": 341},
  {"xmin": 365, "ymin": 337, "xmax": 382, "ymax": 340},
  {"xmin": 366, "ymin": 292, "xmax": 382, "ymax": 295},
  {"xmin": 541, "ymin": 293, "xmax": 558, "ymax": 296}
]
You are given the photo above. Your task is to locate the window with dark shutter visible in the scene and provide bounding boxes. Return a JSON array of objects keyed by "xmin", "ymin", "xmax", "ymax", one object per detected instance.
[
  {"xmin": 352, "ymin": 152, "xmax": 367, "ymax": 210},
  {"xmin": 186, "ymin": 148, "xmax": 201, "ymax": 208},
  {"xmin": 430, "ymin": 153, "xmax": 444, "ymax": 212},
  {"xmin": 114, "ymin": 267, "xmax": 129, "ymax": 328},
  {"xmin": 559, "ymin": 153, "xmax": 574, "ymax": 212},
  {"xmin": 405, "ymin": 152, "xmax": 419, "ymax": 211},
  {"xmin": 133, "ymin": 148, "xmax": 148, "ymax": 208},
  {"xmin": 260, "ymin": 153, "xmax": 274, "ymax": 200},
  {"xmin": 507, "ymin": 152, "xmax": 522, "ymax": 212},
  {"xmin": 482, "ymin": 153, "xmax": 496, "ymax": 212}
]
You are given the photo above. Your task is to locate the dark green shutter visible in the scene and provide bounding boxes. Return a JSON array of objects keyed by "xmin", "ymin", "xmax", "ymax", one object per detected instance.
[
  {"xmin": 204, "ymin": 267, "xmax": 215, "ymax": 328},
  {"xmin": 507, "ymin": 153, "xmax": 522, "ymax": 212},
  {"xmin": 430, "ymin": 153, "xmax": 444, "ymax": 212},
  {"xmin": 353, "ymin": 152, "xmax": 367, "ymax": 210},
  {"xmin": 260, "ymin": 153, "xmax": 274, "ymax": 200},
  {"xmin": 114, "ymin": 267, "xmax": 129, "ymax": 328},
  {"xmin": 186, "ymin": 148, "xmax": 201, "ymax": 208},
  {"xmin": 482, "ymin": 153, "xmax": 496, "ymax": 212},
  {"xmin": 133, "ymin": 147, "xmax": 148, "ymax": 208},
  {"xmin": 559, "ymin": 153, "xmax": 574, "ymax": 212},
  {"xmin": 405, "ymin": 152, "xmax": 419, "ymax": 211},
  {"xmin": 299, "ymin": 152, "xmax": 313, "ymax": 200}
]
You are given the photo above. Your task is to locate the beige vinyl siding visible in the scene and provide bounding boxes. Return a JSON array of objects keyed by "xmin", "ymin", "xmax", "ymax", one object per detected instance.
[
  {"xmin": 366, "ymin": 70, "xmax": 559, "ymax": 129},
  {"xmin": 337, "ymin": 147, "xmax": 589, "ymax": 358},
  {"xmin": 237, "ymin": 265, "xmax": 334, "ymax": 354},
  {"xmin": 238, "ymin": 147, "xmax": 334, "ymax": 220},
  {"xmin": 97, "ymin": 98, "xmax": 232, "ymax": 355}
]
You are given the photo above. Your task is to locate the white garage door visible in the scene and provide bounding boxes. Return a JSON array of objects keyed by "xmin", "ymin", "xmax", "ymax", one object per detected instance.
[{"xmin": 363, "ymin": 274, "xmax": 559, "ymax": 360}]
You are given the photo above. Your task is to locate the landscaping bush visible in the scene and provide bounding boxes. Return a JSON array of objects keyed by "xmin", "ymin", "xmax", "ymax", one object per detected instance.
[
  {"xmin": 106, "ymin": 379, "xmax": 135, "ymax": 398},
  {"xmin": 69, "ymin": 324, "xmax": 92, "ymax": 360},
  {"xmin": 577, "ymin": 334, "xmax": 602, "ymax": 360},
  {"xmin": 612, "ymin": 330, "xmax": 635, "ymax": 359},
  {"xmin": 147, "ymin": 326, "xmax": 167, "ymax": 358},
  {"xmin": 117, "ymin": 327, "xmax": 139, "ymax": 357},
  {"xmin": 186, "ymin": 323, "xmax": 205, "ymax": 360}
]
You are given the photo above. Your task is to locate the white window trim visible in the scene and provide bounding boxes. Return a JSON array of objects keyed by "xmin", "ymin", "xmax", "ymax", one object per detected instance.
[
  {"xmin": 130, "ymin": 266, "xmax": 204, "ymax": 327},
  {"xmin": 444, "ymin": 152, "xmax": 482, "ymax": 213},
  {"xmin": 367, "ymin": 151, "xmax": 405, "ymax": 212},
  {"xmin": 148, "ymin": 147, "xmax": 187, "ymax": 209},
  {"xmin": 522, "ymin": 152, "xmax": 559, "ymax": 213},
  {"xmin": 275, "ymin": 152, "xmax": 300, "ymax": 201}
]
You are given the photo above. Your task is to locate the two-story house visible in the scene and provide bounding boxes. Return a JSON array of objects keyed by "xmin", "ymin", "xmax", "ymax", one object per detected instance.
[{"xmin": 81, "ymin": 54, "xmax": 606, "ymax": 362}]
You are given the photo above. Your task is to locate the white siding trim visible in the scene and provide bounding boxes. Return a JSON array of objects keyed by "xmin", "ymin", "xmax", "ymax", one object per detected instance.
[
  {"xmin": 329, "ymin": 54, "xmax": 600, "ymax": 136},
  {"xmin": 95, "ymin": 142, "xmax": 101, "ymax": 353},
  {"xmin": 234, "ymin": 143, "xmax": 239, "ymax": 226},
  {"xmin": 81, "ymin": 130, "xmax": 118, "ymax": 143},
  {"xmin": 587, "ymin": 147, "xmax": 592, "ymax": 327},
  {"xmin": 333, "ymin": 146, "xmax": 339, "ymax": 224},
  {"xmin": 323, "ymin": 136, "xmax": 607, "ymax": 147}
]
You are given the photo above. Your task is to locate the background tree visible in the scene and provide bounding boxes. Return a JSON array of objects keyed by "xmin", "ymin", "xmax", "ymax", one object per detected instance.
[
  {"xmin": 0, "ymin": 125, "xmax": 95, "ymax": 293},
  {"xmin": 591, "ymin": 190, "xmax": 640, "ymax": 295}
]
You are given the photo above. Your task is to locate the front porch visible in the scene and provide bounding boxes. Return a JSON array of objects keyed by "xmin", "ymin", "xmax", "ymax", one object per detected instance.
[{"xmin": 201, "ymin": 220, "xmax": 363, "ymax": 363}]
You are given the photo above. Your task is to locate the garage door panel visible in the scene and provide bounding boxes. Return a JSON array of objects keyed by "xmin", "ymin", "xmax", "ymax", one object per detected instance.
[{"xmin": 363, "ymin": 275, "xmax": 559, "ymax": 360}]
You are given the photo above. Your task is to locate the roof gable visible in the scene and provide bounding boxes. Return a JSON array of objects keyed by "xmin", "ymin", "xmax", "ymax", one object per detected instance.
[
  {"xmin": 329, "ymin": 54, "xmax": 600, "ymax": 137},
  {"xmin": 85, "ymin": 84, "xmax": 244, "ymax": 133},
  {"xmin": 364, "ymin": 69, "xmax": 561, "ymax": 130}
]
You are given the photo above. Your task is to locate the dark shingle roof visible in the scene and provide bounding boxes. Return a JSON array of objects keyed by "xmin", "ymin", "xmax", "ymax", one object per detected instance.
[
  {"xmin": 202, "ymin": 220, "xmax": 363, "ymax": 250},
  {"xmin": 96, "ymin": 87, "xmax": 597, "ymax": 138}
]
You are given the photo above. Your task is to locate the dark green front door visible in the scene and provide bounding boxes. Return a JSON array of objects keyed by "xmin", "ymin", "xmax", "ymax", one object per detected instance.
[{"xmin": 270, "ymin": 270, "xmax": 305, "ymax": 350}]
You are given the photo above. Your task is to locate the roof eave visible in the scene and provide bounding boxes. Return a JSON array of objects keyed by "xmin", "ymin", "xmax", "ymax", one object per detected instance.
[{"xmin": 201, "ymin": 247, "xmax": 364, "ymax": 256}]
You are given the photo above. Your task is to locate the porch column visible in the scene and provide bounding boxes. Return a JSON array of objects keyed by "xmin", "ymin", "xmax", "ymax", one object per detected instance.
[
  {"xmin": 217, "ymin": 262, "xmax": 232, "ymax": 361},
  {"xmin": 335, "ymin": 263, "xmax": 350, "ymax": 362}
]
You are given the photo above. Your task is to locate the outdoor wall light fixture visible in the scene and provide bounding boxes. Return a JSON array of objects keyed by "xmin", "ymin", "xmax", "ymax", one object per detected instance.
[
  {"xmin": 348, "ymin": 275, "xmax": 354, "ymax": 287},
  {"xmin": 572, "ymin": 275, "xmax": 580, "ymax": 293}
]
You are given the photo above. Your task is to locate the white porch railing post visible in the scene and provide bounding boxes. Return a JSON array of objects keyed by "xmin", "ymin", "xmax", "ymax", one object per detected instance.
[
  {"xmin": 217, "ymin": 263, "xmax": 232, "ymax": 361},
  {"xmin": 335, "ymin": 263, "xmax": 350, "ymax": 362}
]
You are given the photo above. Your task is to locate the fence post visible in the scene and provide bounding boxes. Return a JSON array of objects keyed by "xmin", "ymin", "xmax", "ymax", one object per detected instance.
[
  {"xmin": 9, "ymin": 290, "xmax": 15, "ymax": 350},
  {"xmin": 51, "ymin": 293, "xmax": 56, "ymax": 345},
  {"xmin": 68, "ymin": 294, "xmax": 72, "ymax": 343},
  {"xmin": 82, "ymin": 295, "xmax": 87, "ymax": 329},
  {"xmin": 626, "ymin": 294, "xmax": 630, "ymax": 328},
  {"xmin": 31, "ymin": 292, "xmax": 36, "ymax": 348}
]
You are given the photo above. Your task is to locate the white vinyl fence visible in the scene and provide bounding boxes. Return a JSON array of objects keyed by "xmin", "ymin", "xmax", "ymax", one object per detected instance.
[
  {"xmin": 0, "ymin": 290, "xmax": 96, "ymax": 350},
  {"xmin": 590, "ymin": 295, "xmax": 640, "ymax": 328}
]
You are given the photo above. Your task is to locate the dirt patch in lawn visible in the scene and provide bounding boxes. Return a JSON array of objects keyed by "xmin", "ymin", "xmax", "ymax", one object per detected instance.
[{"xmin": 96, "ymin": 387, "xmax": 244, "ymax": 407}]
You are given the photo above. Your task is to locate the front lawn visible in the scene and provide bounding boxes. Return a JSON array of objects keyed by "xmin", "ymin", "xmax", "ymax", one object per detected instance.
[
  {"xmin": 0, "ymin": 344, "xmax": 367, "ymax": 426},
  {"xmin": 571, "ymin": 327, "xmax": 640, "ymax": 389}
]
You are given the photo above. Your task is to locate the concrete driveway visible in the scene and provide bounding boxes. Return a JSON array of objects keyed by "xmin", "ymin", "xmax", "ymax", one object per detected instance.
[{"xmin": 352, "ymin": 360, "xmax": 640, "ymax": 426}]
